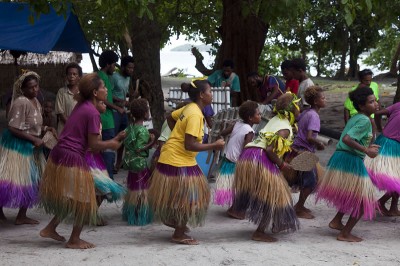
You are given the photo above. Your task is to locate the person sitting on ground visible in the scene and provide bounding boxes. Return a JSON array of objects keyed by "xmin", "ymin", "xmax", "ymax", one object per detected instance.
[
  {"xmin": 281, "ymin": 60, "xmax": 299, "ymax": 94},
  {"xmin": 247, "ymin": 72, "xmax": 286, "ymax": 107}
]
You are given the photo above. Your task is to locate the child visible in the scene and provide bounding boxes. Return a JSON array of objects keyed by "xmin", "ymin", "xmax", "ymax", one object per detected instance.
[
  {"xmin": 316, "ymin": 86, "xmax": 379, "ymax": 242},
  {"xmin": 55, "ymin": 62, "xmax": 82, "ymax": 134},
  {"xmin": 148, "ymin": 80, "xmax": 225, "ymax": 245},
  {"xmin": 231, "ymin": 93, "xmax": 301, "ymax": 242},
  {"xmin": 40, "ymin": 73, "xmax": 125, "ymax": 249},
  {"xmin": 85, "ymin": 100, "xmax": 127, "ymax": 222},
  {"xmin": 122, "ymin": 98, "xmax": 156, "ymax": 226},
  {"xmin": 214, "ymin": 101, "xmax": 261, "ymax": 210},
  {"xmin": 290, "ymin": 86, "xmax": 326, "ymax": 219},
  {"xmin": 42, "ymin": 99, "xmax": 57, "ymax": 159},
  {"xmin": 364, "ymin": 102, "xmax": 400, "ymax": 216},
  {"xmin": 281, "ymin": 60, "xmax": 299, "ymax": 95}
]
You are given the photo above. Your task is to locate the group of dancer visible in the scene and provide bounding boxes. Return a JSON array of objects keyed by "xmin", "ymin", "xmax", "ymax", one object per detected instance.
[{"xmin": 1, "ymin": 68, "xmax": 399, "ymax": 249}]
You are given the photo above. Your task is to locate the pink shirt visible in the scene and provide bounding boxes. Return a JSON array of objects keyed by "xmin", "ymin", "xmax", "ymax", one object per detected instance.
[{"xmin": 383, "ymin": 102, "xmax": 400, "ymax": 142}]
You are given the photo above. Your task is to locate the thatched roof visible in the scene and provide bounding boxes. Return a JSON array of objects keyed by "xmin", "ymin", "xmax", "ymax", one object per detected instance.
[{"xmin": 0, "ymin": 50, "xmax": 82, "ymax": 65}]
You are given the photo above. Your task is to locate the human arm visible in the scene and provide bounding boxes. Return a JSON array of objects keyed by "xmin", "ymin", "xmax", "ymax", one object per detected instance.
[
  {"xmin": 88, "ymin": 131, "xmax": 125, "ymax": 151},
  {"xmin": 8, "ymin": 126, "xmax": 43, "ymax": 147},
  {"xmin": 243, "ymin": 132, "xmax": 255, "ymax": 147},
  {"xmin": 344, "ymin": 108, "xmax": 350, "ymax": 124},
  {"xmin": 342, "ymin": 134, "xmax": 379, "ymax": 158},
  {"xmin": 261, "ymin": 86, "xmax": 280, "ymax": 105},
  {"xmin": 265, "ymin": 129, "xmax": 292, "ymax": 170},
  {"xmin": 104, "ymin": 100, "xmax": 125, "ymax": 114},
  {"xmin": 219, "ymin": 123, "xmax": 235, "ymax": 138},
  {"xmin": 136, "ymin": 132, "xmax": 156, "ymax": 153},
  {"xmin": 306, "ymin": 130, "xmax": 325, "ymax": 150},
  {"xmin": 184, "ymin": 134, "xmax": 225, "ymax": 152}
]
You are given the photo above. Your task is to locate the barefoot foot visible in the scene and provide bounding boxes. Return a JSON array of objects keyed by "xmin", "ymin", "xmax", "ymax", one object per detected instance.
[
  {"xmin": 40, "ymin": 228, "xmax": 66, "ymax": 242},
  {"xmin": 296, "ymin": 209, "xmax": 315, "ymax": 219},
  {"xmin": 15, "ymin": 217, "xmax": 39, "ymax": 225},
  {"xmin": 377, "ymin": 201, "xmax": 390, "ymax": 216},
  {"xmin": 66, "ymin": 239, "xmax": 96, "ymax": 249},
  {"xmin": 252, "ymin": 231, "xmax": 277, "ymax": 242},
  {"xmin": 171, "ymin": 233, "xmax": 199, "ymax": 245},
  {"xmin": 226, "ymin": 208, "xmax": 245, "ymax": 220},
  {"xmin": 386, "ymin": 209, "xmax": 400, "ymax": 216},
  {"xmin": 329, "ymin": 220, "xmax": 345, "ymax": 231},
  {"xmin": 337, "ymin": 232, "xmax": 363, "ymax": 242}
]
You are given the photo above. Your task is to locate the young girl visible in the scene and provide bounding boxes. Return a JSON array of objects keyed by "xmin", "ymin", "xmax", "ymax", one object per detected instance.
[
  {"xmin": 0, "ymin": 71, "xmax": 56, "ymax": 224},
  {"xmin": 122, "ymin": 98, "xmax": 155, "ymax": 226},
  {"xmin": 290, "ymin": 86, "xmax": 326, "ymax": 219},
  {"xmin": 214, "ymin": 101, "xmax": 261, "ymax": 210},
  {"xmin": 364, "ymin": 102, "xmax": 400, "ymax": 216},
  {"xmin": 39, "ymin": 73, "xmax": 125, "ymax": 249},
  {"xmin": 231, "ymin": 93, "xmax": 301, "ymax": 242},
  {"xmin": 85, "ymin": 100, "xmax": 126, "ymax": 220},
  {"xmin": 316, "ymin": 86, "xmax": 379, "ymax": 242},
  {"xmin": 148, "ymin": 80, "xmax": 225, "ymax": 245}
]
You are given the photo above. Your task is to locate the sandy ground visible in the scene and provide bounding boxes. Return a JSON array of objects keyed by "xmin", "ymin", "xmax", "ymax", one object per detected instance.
[{"xmin": 1, "ymin": 78, "xmax": 400, "ymax": 266}]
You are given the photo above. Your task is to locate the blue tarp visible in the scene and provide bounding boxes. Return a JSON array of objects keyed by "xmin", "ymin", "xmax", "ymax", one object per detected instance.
[{"xmin": 0, "ymin": 2, "xmax": 89, "ymax": 54}]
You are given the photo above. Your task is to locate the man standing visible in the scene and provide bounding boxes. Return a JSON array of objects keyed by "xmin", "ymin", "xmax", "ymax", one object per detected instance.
[
  {"xmin": 112, "ymin": 56, "xmax": 134, "ymax": 173},
  {"xmin": 291, "ymin": 58, "xmax": 314, "ymax": 108},
  {"xmin": 208, "ymin": 59, "xmax": 240, "ymax": 107},
  {"xmin": 98, "ymin": 50, "xmax": 124, "ymax": 179}
]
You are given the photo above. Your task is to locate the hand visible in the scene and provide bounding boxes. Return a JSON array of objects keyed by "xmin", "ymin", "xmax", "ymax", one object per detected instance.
[
  {"xmin": 280, "ymin": 162, "xmax": 293, "ymax": 172},
  {"xmin": 316, "ymin": 142, "xmax": 325, "ymax": 150},
  {"xmin": 48, "ymin": 127, "xmax": 58, "ymax": 140},
  {"xmin": 117, "ymin": 107, "xmax": 126, "ymax": 114},
  {"xmin": 110, "ymin": 139, "xmax": 122, "ymax": 150},
  {"xmin": 213, "ymin": 138, "xmax": 225, "ymax": 150},
  {"xmin": 33, "ymin": 138, "xmax": 44, "ymax": 147},
  {"xmin": 366, "ymin": 144, "xmax": 380, "ymax": 158},
  {"xmin": 115, "ymin": 130, "xmax": 126, "ymax": 141}
]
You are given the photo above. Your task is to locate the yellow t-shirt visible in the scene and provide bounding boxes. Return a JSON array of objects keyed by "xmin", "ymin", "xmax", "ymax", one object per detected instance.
[{"xmin": 158, "ymin": 103, "xmax": 204, "ymax": 167}]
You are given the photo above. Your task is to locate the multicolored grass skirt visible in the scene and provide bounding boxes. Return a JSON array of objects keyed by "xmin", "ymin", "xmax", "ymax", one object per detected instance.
[
  {"xmin": 214, "ymin": 157, "xmax": 236, "ymax": 206},
  {"xmin": 122, "ymin": 168, "xmax": 153, "ymax": 226},
  {"xmin": 40, "ymin": 145, "xmax": 98, "ymax": 226},
  {"xmin": 316, "ymin": 150, "xmax": 377, "ymax": 220},
  {"xmin": 365, "ymin": 135, "xmax": 400, "ymax": 193},
  {"xmin": 231, "ymin": 147, "xmax": 299, "ymax": 232},
  {"xmin": 148, "ymin": 162, "xmax": 210, "ymax": 228},
  {"xmin": 86, "ymin": 152, "xmax": 126, "ymax": 202},
  {"xmin": 0, "ymin": 129, "xmax": 45, "ymax": 208}
]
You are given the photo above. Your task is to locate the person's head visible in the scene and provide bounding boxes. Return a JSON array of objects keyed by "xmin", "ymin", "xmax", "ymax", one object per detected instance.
[
  {"xmin": 77, "ymin": 73, "xmax": 107, "ymax": 103},
  {"xmin": 275, "ymin": 93, "xmax": 301, "ymax": 120},
  {"xmin": 121, "ymin": 56, "xmax": 135, "ymax": 77},
  {"xmin": 247, "ymin": 72, "xmax": 261, "ymax": 88},
  {"xmin": 180, "ymin": 79, "xmax": 212, "ymax": 106},
  {"xmin": 14, "ymin": 72, "xmax": 40, "ymax": 100},
  {"xmin": 130, "ymin": 98, "xmax": 150, "ymax": 121},
  {"xmin": 304, "ymin": 86, "xmax": 326, "ymax": 108},
  {"xmin": 290, "ymin": 58, "xmax": 307, "ymax": 81},
  {"xmin": 238, "ymin": 100, "xmax": 261, "ymax": 125},
  {"xmin": 222, "ymin": 59, "xmax": 234, "ymax": 79},
  {"xmin": 43, "ymin": 100, "xmax": 54, "ymax": 114},
  {"xmin": 349, "ymin": 86, "xmax": 377, "ymax": 116},
  {"xmin": 281, "ymin": 60, "xmax": 294, "ymax": 80},
  {"xmin": 358, "ymin": 69, "xmax": 373, "ymax": 86},
  {"xmin": 99, "ymin": 50, "xmax": 118, "ymax": 75},
  {"xmin": 65, "ymin": 62, "xmax": 83, "ymax": 86}
]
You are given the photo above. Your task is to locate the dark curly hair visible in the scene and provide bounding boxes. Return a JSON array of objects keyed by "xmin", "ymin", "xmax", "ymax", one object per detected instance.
[
  {"xmin": 304, "ymin": 86, "xmax": 323, "ymax": 106},
  {"xmin": 180, "ymin": 80, "xmax": 211, "ymax": 102},
  {"xmin": 291, "ymin": 58, "xmax": 307, "ymax": 71},
  {"xmin": 349, "ymin": 86, "xmax": 374, "ymax": 111},
  {"xmin": 99, "ymin": 50, "xmax": 118, "ymax": 68},
  {"xmin": 130, "ymin": 98, "xmax": 149, "ymax": 120},
  {"xmin": 239, "ymin": 101, "xmax": 259, "ymax": 123},
  {"xmin": 65, "ymin": 62, "xmax": 83, "ymax": 77}
]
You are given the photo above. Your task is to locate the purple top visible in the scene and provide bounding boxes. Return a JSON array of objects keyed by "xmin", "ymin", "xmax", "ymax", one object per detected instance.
[
  {"xmin": 293, "ymin": 109, "xmax": 320, "ymax": 152},
  {"xmin": 259, "ymin": 75, "xmax": 286, "ymax": 102},
  {"xmin": 383, "ymin": 102, "xmax": 400, "ymax": 142},
  {"xmin": 56, "ymin": 101, "xmax": 101, "ymax": 156}
]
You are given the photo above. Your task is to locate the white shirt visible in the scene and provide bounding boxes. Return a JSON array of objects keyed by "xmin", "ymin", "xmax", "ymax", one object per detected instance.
[
  {"xmin": 225, "ymin": 121, "xmax": 254, "ymax": 163},
  {"xmin": 297, "ymin": 78, "xmax": 314, "ymax": 106}
]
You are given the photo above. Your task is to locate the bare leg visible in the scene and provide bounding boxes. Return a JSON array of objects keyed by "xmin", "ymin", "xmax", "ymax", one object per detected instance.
[
  {"xmin": 294, "ymin": 187, "xmax": 314, "ymax": 219},
  {"xmin": 329, "ymin": 212, "xmax": 345, "ymax": 230},
  {"xmin": 378, "ymin": 193, "xmax": 391, "ymax": 215},
  {"xmin": 252, "ymin": 218, "xmax": 277, "ymax": 242},
  {"xmin": 40, "ymin": 216, "xmax": 66, "ymax": 242},
  {"xmin": 0, "ymin": 207, "xmax": 7, "ymax": 222},
  {"xmin": 96, "ymin": 196, "xmax": 107, "ymax": 226},
  {"xmin": 114, "ymin": 144, "xmax": 124, "ymax": 173},
  {"xmin": 337, "ymin": 214, "xmax": 363, "ymax": 242},
  {"xmin": 163, "ymin": 219, "xmax": 190, "ymax": 232},
  {"xmin": 387, "ymin": 193, "xmax": 400, "ymax": 216},
  {"xmin": 171, "ymin": 224, "xmax": 198, "ymax": 245},
  {"xmin": 66, "ymin": 225, "xmax": 95, "ymax": 249},
  {"xmin": 15, "ymin": 207, "xmax": 39, "ymax": 225}
]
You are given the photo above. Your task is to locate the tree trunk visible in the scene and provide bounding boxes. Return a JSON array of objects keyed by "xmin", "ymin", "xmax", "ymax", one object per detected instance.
[
  {"xmin": 336, "ymin": 27, "xmax": 348, "ymax": 80},
  {"xmin": 316, "ymin": 44, "xmax": 322, "ymax": 77},
  {"xmin": 394, "ymin": 60, "xmax": 400, "ymax": 104},
  {"xmin": 389, "ymin": 41, "xmax": 400, "ymax": 76},
  {"xmin": 347, "ymin": 32, "xmax": 358, "ymax": 78},
  {"xmin": 130, "ymin": 14, "xmax": 164, "ymax": 131}
]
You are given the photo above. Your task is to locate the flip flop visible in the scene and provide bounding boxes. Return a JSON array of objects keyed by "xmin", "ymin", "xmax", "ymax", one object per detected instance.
[{"xmin": 171, "ymin": 238, "xmax": 199, "ymax": 245}]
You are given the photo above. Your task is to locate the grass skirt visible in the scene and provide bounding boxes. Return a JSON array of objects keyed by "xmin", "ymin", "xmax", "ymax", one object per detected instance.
[
  {"xmin": 122, "ymin": 168, "xmax": 153, "ymax": 226},
  {"xmin": 0, "ymin": 129, "xmax": 45, "ymax": 208},
  {"xmin": 231, "ymin": 147, "xmax": 299, "ymax": 232},
  {"xmin": 86, "ymin": 152, "xmax": 126, "ymax": 202},
  {"xmin": 214, "ymin": 157, "xmax": 236, "ymax": 206},
  {"xmin": 365, "ymin": 135, "xmax": 400, "ymax": 193},
  {"xmin": 316, "ymin": 151, "xmax": 377, "ymax": 220},
  {"xmin": 40, "ymin": 145, "xmax": 98, "ymax": 226},
  {"xmin": 148, "ymin": 162, "xmax": 210, "ymax": 228}
]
